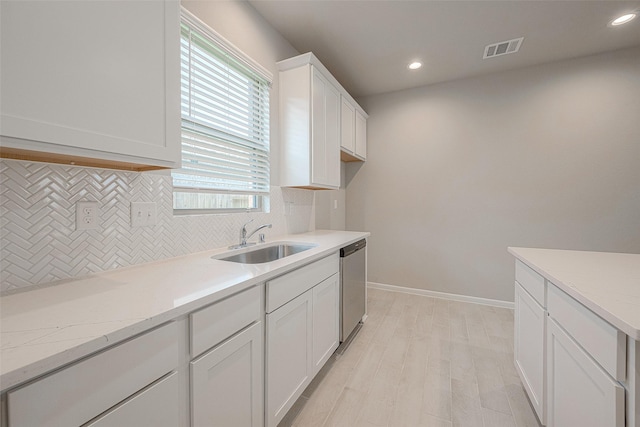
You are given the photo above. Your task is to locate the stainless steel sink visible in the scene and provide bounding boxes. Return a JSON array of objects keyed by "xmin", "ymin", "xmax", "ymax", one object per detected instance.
[{"xmin": 212, "ymin": 243, "xmax": 317, "ymax": 264}]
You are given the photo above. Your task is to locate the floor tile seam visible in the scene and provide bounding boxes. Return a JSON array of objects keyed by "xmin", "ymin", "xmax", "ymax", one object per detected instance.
[
  {"xmin": 399, "ymin": 301, "xmax": 422, "ymax": 341},
  {"xmin": 423, "ymin": 329, "xmax": 454, "ymax": 423},
  {"xmin": 481, "ymin": 406, "xmax": 518, "ymax": 427},
  {"xmin": 350, "ymin": 380, "xmax": 391, "ymax": 427},
  {"xmin": 348, "ymin": 337, "xmax": 389, "ymax": 397},
  {"xmin": 330, "ymin": 344, "xmax": 368, "ymax": 411},
  {"xmin": 499, "ymin": 374, "xmax": 523, "ymax": 427},
  {"xmin": 367, "ymin": 293, "xmax": 401, "ymax": 344},
  {"xmin": 287, "ymin": 395, "xmax": 309, "ymax": 427},
  {"xmin": 470, "ymin": 342, "xmax": 517, "ymax": 422},
  {"xmin": 392, "ymin": 327, "xmax": 430, "ymax": 423},
  {"xmin": 426, "ymin": 413, "xmax": 455, "ymax": 426},
  {"xmin": 503, "ymin": 384, "xmax": 542, "ymax": 427},
  {"xmin": 319, "ymin": 386, "xmax": 359, "ymax": 427},
  {"xmin": 356, "ymin": 330, "xmax": 408, "ymax": 426},
  {"xmin": 301, "ymin": 298, "xmax": 382, "ymax": 427},
  {"xmin": 313, "ymin": 397, "xmax": 335, "ymax": 427},
  {"xmin": 458, "ymin": 307, "xmax": 476, "ymax": 347},
  {"xmin": 471, "ymin": 310, "xmax": 498, "ymax": 358}
]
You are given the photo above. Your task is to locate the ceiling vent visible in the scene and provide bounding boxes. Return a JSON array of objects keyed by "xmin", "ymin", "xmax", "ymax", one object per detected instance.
[{"xmin": 483, "ymin": 37, "xmax": 524, "ymax": 59}]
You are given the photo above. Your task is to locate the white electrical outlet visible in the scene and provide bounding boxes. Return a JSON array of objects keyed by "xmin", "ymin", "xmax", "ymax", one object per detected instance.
[
  {"xmin": 131, "ymin": 202, "xmax": 157, "ymax": 227},
  {"xmin": 76, "ymin": 201, "xmax": 99, "ymax": 230}
]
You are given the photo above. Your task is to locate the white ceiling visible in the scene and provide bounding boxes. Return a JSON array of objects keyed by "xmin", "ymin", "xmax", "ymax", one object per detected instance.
[{"xmin": 248, "ymin": 0, "xmax": 640, "ymax": 97}]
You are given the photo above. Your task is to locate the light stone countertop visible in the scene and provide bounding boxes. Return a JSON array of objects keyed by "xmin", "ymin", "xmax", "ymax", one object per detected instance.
[
  {"xmin": 508, "ymin": 247, "xmax": 640, "ymax": 340},
  {"xmin": 0, "ymin": 230, "xmax": 369, "ymax": 392}
]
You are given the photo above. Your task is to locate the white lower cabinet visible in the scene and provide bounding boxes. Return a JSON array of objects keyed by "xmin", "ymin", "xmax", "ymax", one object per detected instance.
[
  {"xmin": 266, "ymin": 291, "xmax": 313, "ymax": 427},
  {"xmin": 547, "ymin": 318, "xmax": 625, "ymax": 427},
  {"xmin": 2, "ymin": 252, "xmax": 348, "ymax": 427},
  {"xmin": 191, "ymin": 322, "xmax": 263, "ymax": 427},
  {"xmin": 514, "ymin": 283, "xmax": 546, "ymax": 424},
  {"xmin": 265, "ymin": 254, "xmax": 340, "ymax": 427},
  {"xmin": 7, "ymin": 322, "xmax": 178, "ymax": 427},
  {"xmin": 513, "ymin": 258, "xmax": 630, "ymax": 427},
  {"xmin": 85, "ymin": 373, "xmax": 179, "ymax": 427},
  {"xmin": 312, "ymin": 274, "xmax": 340, "ymax": 375}
]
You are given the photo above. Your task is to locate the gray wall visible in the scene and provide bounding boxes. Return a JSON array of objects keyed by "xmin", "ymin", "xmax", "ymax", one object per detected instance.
[{"xmin": 347, "ymin": 47, "xmax": 640, "ymax": 302}]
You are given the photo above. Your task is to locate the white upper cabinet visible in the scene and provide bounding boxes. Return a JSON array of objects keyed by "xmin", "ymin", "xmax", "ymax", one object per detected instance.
[
  {"xmin": 340, "ymin": 98, "xmax": 356, "ymax": 155},
  {"xmin": 311, "ymin": 69, "xmax": 341, "ymax": 189},
  {"xmin": 0, "ymin": 0, "xmax": 181, "ymax": 171},
  {"xmin": 340, "ymin": 96, "xmax": 367, "ymax": 162},
  {"xmin": 355, "ymin": 109, "xmax": 367, "ymax": 160},
  {"xmin": 279, "ymin": 52, "xmax": 366, "ymax": 189}
]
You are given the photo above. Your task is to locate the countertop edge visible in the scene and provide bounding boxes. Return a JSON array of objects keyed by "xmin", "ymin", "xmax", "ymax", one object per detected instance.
[
  {"xmin": 1, "ymin": 230, "xmax": 370, "ymax": 392},
  {"xmin": 508, "ymin": 246, "xmax": 640, "ymax": 341}
]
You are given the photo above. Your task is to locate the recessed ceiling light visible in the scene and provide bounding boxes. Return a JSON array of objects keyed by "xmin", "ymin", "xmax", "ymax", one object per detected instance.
[
  {"xmin": 408, "ymin": 61, "xmax": 422, "ymax": 70},
  {"xmin": 611, "ymin": 13, "xmax": 637, "ymax": 26}
]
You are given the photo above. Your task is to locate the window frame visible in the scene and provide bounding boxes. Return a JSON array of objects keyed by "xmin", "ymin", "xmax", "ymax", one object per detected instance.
[{"xmin": 173, "ymin": 8, "xmax": 272, "ymax": 215}]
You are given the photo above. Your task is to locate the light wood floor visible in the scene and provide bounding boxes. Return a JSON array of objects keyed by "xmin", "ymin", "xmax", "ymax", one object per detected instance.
[{"xmin": 278, "ymin": 288, "xmax": 543, "ymax": 427}]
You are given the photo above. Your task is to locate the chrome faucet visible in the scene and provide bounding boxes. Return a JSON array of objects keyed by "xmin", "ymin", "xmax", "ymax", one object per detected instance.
[{"xmin": 232, "ymin": 220, "xmax": 272, "ymax": 249}]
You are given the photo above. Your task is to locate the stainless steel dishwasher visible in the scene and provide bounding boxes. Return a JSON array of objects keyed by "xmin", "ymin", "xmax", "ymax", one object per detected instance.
[{"xmin": 340, "ymin": 239, "xmax": 366, "ymax": 344}]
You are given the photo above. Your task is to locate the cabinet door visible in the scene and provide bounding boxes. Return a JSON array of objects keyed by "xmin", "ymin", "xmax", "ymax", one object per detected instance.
[
  {"xmin": 355, "ymin": 109, "xmax": 367, "ymax": 160},
  {"xmin": 311, "ymin": 68, "xmax": 340, "ymax": 189},
  {"xmin": 84, "ymin": 373, "xmax": 179, "ymax": 427},
  {"xmin": 312, "ymin": 273, "xmax": 340, "ymax": 375},
  {"xmin": 547, "ymin": 318, "xmax": 625, "ymax": 427},
  {"xmin": 325, "ymin": 82, "xmax": 341, "ymax": 187},
  {"xmin": 266, "ymin": 290, "xmax": 313, "ymax": 427},
  {"xmin": 514, "ymin": 283, "xmax": 546, "ymax": 425},
  {"xmin": 0, "ymin": 0, "xmax": 180, "ymax": 169},
  {"xmin": 191, "ymin": 322, "xmax": 263, "ymax": 427},
  {"xmin": 340, "ymin": 97, "xmax": 356, "ymax": 154}
]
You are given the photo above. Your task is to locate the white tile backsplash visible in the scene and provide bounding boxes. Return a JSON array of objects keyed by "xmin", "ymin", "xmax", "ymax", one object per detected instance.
[{"xmin": 0, "ymin": 159, "xmax": 315, "ymax": 292}]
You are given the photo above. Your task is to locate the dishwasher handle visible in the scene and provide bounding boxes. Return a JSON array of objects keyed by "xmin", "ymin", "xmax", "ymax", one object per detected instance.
[{"xmin": 340, "ymin": 239, "xmax": 367, "ymax": 257}]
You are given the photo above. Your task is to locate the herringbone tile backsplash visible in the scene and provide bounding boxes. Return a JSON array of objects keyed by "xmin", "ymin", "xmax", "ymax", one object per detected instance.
[{"xmin": 0, "ymin": 159, "xmax": 315, "ymax": 292}]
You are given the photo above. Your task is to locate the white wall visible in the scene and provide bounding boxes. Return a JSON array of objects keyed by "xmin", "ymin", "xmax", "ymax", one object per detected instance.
[
  {"xmin": 315, "ymin": 162, "xmax": 347, "ymax": 230},
  {"xmin": 347, "ymin": 47, "xmax": 640, "ymax": 302}
]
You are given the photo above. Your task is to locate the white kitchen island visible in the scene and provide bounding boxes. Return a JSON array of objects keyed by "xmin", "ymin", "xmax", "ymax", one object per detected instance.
[{"xmin": 509, "ymin": 247, "xmax": 640, "ymax": 427}]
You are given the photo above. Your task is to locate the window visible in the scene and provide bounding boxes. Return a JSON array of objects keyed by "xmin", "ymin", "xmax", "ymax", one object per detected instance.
[{"xmin": 173, "ymin": 9, "xmax": 272, "ymax": 213}]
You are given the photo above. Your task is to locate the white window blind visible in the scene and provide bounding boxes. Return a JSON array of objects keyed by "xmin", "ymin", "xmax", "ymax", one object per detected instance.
[{"xmin": 173, "ymin": 10, "xmax": 271, "ymax": 206}]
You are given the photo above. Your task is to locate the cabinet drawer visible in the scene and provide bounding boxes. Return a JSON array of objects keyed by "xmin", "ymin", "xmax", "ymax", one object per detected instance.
[
  {"xmin": 547, "ymin": 318, "xmax": 625, "ymax": 427},
  {"xmin": 8, "ymin": 322, "xmax": 178, "ymax": 427},
  {"xmin": 266, "ymin": 253, "xmax": 339, "ymax": 313},
  {"xmin": 85, "ymin": 372, "xmax": 179, "ymax": 427},
  {"xmin": 191, "ymin": 285, "xmax": 261, "ymax": 357},
  {"xmin": 548, "ymin": 284, "xmax": 626, "ymax": 380},
  {"xmin": 515, "ymin": 260, "xmax": 545, "ymax": 306}
]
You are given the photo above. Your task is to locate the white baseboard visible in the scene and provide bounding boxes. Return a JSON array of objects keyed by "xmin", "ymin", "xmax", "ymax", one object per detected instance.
[{"xmin": 367, "ymin": 281, "xmax": 514, "ymax": 309}]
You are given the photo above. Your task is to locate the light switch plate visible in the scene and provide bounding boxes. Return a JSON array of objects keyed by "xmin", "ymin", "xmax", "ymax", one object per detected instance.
[
  {"xmin": 131, "ymin": 202, "xmax": 157, "ymax": 227},
  {"xmin": 76, "ymin": 201, "xmax": 100, "ymax": 230}
]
